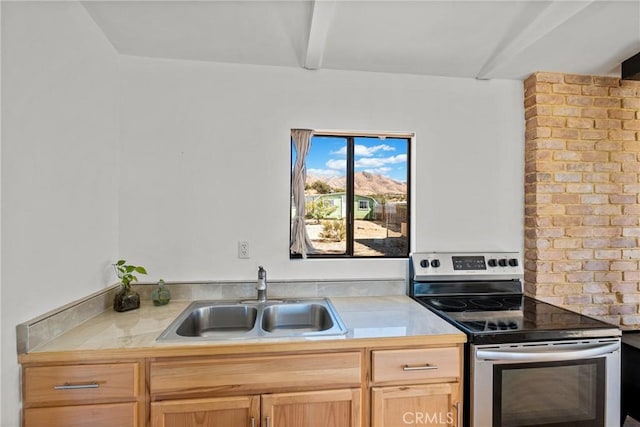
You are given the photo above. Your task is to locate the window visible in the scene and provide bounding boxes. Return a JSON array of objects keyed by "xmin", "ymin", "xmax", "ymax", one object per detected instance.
[{"xmin": 290, "ymin": 130, "xmax": 411, "ymax": 258}]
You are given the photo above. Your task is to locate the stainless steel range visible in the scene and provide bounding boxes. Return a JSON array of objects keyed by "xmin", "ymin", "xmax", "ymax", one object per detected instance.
[{"xmin": 409, "ymin": 251, "xmax": 621, "ymax": 427}]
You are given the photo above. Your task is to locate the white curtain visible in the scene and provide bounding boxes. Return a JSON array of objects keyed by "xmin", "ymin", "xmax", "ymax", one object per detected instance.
[{"xmin": 290, "ymin": 129, "xmax": 315, "ymax": 257}]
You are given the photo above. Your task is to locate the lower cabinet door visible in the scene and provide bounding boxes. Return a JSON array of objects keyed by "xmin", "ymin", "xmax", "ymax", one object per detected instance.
[
  {"xmin": 261, "ymin": 388, "xmax": 361, "ymax": 427},
  {"xmin": 150, "ymin": 396, "xmax": 260, "ymax": 427},
  {"xmin": 24, "ymin": 402, "xmax": 138, "ymax": 427},
  {"xmin": 371, "ymin": 383, "xmax": 461, "ymax": 427}
]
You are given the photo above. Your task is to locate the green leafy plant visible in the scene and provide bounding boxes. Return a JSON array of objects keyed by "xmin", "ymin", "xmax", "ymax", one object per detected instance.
[
  {"xmin": 114, "ymin": 260, "xmax": 147, "ymax": 291},
  {"xmin": 306, "ymin": 199, "xmax": 338, "ymax": 223},
  {"xmin": 309, "ymin": 180, "xmax": 332, "ymax": 194}
]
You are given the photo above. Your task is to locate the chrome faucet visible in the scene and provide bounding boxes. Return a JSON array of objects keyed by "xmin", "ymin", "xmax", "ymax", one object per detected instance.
[{"xmin": 256, "ymin": 266, "xmax": 267, "ymax": 302}]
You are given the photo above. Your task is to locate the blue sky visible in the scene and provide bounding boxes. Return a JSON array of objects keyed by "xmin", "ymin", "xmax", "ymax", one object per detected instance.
[{"xmin": 304, "ymin": 136, "xmax": 408, "ymax": 182}]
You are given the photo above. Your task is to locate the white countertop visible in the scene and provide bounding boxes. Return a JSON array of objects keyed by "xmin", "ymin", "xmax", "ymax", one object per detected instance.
[{"xmin": 25, "ymin": 296, "xmax": 465, "ymax": 358}]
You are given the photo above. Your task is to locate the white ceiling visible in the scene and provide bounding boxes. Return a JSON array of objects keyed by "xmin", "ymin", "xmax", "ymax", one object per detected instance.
[{"xmin": 82, "ymin": 0, "xmax": 640, "ymax": 80}]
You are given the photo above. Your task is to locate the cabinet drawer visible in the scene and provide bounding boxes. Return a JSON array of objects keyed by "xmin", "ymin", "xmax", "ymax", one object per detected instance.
[
  {"xmin": 372, "ymin": 347, "xmax": 459, "ymax": 384},
  {"xmin": 24, "ymin": 363, "xmax": 140, "ymax": 405},
  {"xmin": 150, "ymin": 352, "xmax": 362, "ymax": 398},
  {"xmin": 24, "ymin": 402, "xmax": 138, "ymax": 427}
]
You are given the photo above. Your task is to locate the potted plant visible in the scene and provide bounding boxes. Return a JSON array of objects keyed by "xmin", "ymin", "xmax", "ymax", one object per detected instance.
[{"xmin": 113, "ymin": 259, "xmax": 147, "ymax": 312}]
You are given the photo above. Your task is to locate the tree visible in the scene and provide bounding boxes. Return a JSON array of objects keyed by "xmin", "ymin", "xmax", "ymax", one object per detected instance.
[
  {"xmin": 306, "ymin": 198, "xmax": 338, "ymax": 223},
  {"xmin": 310, "ymin": 180, "xmax": 332, "ymax": 194}
]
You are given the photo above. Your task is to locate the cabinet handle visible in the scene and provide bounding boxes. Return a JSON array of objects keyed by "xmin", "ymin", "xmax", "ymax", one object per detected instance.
[
  {"xmin": 53, "ymin": 382, "xmax": 99, "ymax": 390},
  {"xmin": 250, "ymin": 417, "xmax": 255, "ymax": 427},
  {"xmin": 402, "ymin": 363, "xmax": 438, "ymax": 371},
  {"xmin": 265, "ymin": 416, "xmax": 270, "ymax": 427},
  {"xmin": 454, "ymin": 402, "xmax": 461, "ymax": 427}
]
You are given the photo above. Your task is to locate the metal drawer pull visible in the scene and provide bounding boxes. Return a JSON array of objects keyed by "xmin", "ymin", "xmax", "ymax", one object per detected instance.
[
  {"xmin": 54, "ymin": 382, "xmax": 99, "ymax": 390},
  {"xmin": 403, "ymin": 363, "xmax": 438, "ymax": 371},
  {"xmin": 250, "ymin": 417, "xmax": 255, "ymax": 427},
  {"xmin": 454, "ymin": 402, "xmax": 461, "ymax": 427},
  {"xmin": 265, "ymin": 416, "xmax": 271, "ymax": 427}
]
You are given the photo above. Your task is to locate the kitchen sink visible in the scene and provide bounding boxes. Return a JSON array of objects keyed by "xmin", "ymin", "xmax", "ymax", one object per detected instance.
[
  {"xmin": 261, "ymin": 303, "xmax": 334, "ymax": 333},
  {"xmin": 175, "ymin": 305, "xmax": 258, "ymax": 337},
  {"xmin": 157, "ymin": 298, "xmax": 347, "ymax": 341}
]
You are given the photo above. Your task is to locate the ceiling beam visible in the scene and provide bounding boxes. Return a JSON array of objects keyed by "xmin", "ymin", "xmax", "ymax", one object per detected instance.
[
  {"xmin": 304, "ymin": 0, "xmax": 337, "ymax": 70},
  {"xmin": 476, "ymin": 0, "xmax": 596, "ymax": 79}
]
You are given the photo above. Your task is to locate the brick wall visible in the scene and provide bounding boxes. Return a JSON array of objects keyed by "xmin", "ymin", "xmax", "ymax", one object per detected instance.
[{"xmin": 524, "ymin": 72, "xmax": 640, "ymax": 327}]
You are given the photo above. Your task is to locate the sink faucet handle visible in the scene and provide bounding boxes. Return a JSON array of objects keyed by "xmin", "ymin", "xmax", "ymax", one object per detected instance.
[
  {"xmin": 257, "ymin": 266, "xmax": 267, "ymax": 289},
  {"xmin": 257, "ymin": 266, "xmax": 267, "ymax": 302}
]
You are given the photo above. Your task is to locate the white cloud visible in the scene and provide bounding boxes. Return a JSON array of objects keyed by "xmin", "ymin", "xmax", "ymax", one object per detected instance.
[
  {"xmin": 356, "ymin": 144, "xmax": 395, "ymax": 156},
  {"xmin": 326, "ymin": 159, "xmax": 347, "ymax": 171},
  {"xmin": 331, "ymin": 144, "xmax": 395, "ymax": 157},
  {"xmin": 308, "ymin": 168, "xmax": 339, "ymax": 177},
  {"xmin": 355, "ymin": 154, "xmax": 407, "ymax": 168},
  {"xmin": 363, "ymin": 167, "xmax": 392, "ymax": 175}
]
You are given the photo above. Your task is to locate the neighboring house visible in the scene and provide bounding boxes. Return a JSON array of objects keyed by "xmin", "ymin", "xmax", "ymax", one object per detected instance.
[{"xmin": 307, "ymin": 193, "xmax": 377, "ymax": 220}]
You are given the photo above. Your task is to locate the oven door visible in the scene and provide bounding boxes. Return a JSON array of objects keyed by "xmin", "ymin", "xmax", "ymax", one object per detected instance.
[{"xmin": 471, "ymin": 339, "xmax": 620, "ymax": 427}]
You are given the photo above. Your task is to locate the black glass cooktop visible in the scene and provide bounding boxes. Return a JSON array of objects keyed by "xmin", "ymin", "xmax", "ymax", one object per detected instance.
[
  {"xmin": 424, "ymin": 294, "xmax": 523, "ymax": 312},
  {"xmin": 415, "ymin": 294, "xmax": 620, "ymax": 344}
]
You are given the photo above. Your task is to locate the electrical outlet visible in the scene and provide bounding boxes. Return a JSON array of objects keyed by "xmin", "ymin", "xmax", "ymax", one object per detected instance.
[{"xmin": 238, "ymin": 241, "xmax": 250, "ymax": 259}]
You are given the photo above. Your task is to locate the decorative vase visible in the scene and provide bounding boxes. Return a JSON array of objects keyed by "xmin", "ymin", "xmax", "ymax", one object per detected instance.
[
  {"xmin": 114, "ymin": 287, "xmax": 140, "ymax": 312},
  {"xmin": 152, "ymin": 279, "xmax": 171, "ymax": 306}
]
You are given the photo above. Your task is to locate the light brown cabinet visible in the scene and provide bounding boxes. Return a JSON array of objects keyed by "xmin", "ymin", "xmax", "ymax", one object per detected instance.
[
  {"xmin": 149, "ymin": 352, "xmax": 362, "ymax": 399},
  {"xmin": 151, "ymin": 389, "xmax": 361, "ymax": 427},
  {"xmin": 149, "ymin": 352, "xmax": 363, "ymax": 427},
  {"xmin": 369, "ymin": 347, "xmax": 462, "ymax": 427},
  {"xmin": 262, "ymin": 389, "xmax": 361, "ymax": 427},
  {"xmin": 150, "ymin": 395, "xmax": 260, "ymax": 427},
  {"xmin": 20, "ymin": 340, "xmax": 463, "ymax": 427},
  {"xmin": 22, "ymin": 361, "xmax": 145, "ymax": 427},
  {"xmin": 371, "ymin": 384, "xmax": 460, "ymax": 427},
  {"xmin": 24, "ymin": 402, "xmax": 139, "ymax": 427}
]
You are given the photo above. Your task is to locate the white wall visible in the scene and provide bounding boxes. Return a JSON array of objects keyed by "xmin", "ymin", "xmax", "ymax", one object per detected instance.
[
  {"xmin": 119, "ymin": 56, "xmax": 525, "ymax": 283},
  {"xmin": 1, "ymin": 2, "xmax": 525, "ymax": 423},
  {"xmin": 1, "ymin": 2, "xmax": 119, "ymax": 424},
  {"xmin": 0, "ymin": 3, "xmax": 4, "ymax": 421}
]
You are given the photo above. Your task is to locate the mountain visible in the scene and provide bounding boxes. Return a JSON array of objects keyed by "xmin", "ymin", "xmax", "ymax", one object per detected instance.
[{"xmin": 306, "ymin": 172, "xmax": 407, "ymax": 196}]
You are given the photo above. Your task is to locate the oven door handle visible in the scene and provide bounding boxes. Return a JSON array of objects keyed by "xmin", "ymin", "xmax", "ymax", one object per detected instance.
[{"xmin": 476, "ymin": 342, "xmax": 619, "ymax": 362}]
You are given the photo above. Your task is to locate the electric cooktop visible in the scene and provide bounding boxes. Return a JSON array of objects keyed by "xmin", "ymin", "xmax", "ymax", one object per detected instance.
[{"xmin": 414, "ymin": 294, "xmax": 619, "ymax": 343}]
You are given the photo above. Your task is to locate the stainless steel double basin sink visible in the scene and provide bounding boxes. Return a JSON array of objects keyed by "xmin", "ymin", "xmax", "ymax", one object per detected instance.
[{"xmin": 157, "ymin": 298, "xmax": 347, "ymax": 341}]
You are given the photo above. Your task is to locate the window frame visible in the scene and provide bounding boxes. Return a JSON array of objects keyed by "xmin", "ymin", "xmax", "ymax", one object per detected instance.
[{"xmin": 290, "ymin": 130, "xmax": 412, "ymax": 259}]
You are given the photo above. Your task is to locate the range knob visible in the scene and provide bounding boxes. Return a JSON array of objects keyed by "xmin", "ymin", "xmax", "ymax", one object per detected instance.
[
  {"xmin": 431, "ymin": 259, "xmax": 441, "ymax": 268},
  {"xmin": 498, "ymin": 259, "xmax": 508, "ymax": 267},
  {"xmin": 487, "ymin": 259, "xmax": 498, "ymax": 267},
  {"xmin": 420, "ymin": 259, "xmax": 430, "ymax": 268},
  {"xmin": 508, "ymin": 258, "xmax": 519, "ymax": 267}
]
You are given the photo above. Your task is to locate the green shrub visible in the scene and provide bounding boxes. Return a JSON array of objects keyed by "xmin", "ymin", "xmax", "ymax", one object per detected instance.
[
  {"xmin": 306, "ymin": 199, "xmax": 338, "ymax": 223},
  {"xmin": 319, "ymin": 220, "xmax": 346, "ymax": 241}
]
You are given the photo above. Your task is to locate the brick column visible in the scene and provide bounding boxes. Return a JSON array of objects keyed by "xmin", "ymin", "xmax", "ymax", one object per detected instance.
[{"xmin": 524, "ymin": 72, "xmax": 640, "ymax": 326}]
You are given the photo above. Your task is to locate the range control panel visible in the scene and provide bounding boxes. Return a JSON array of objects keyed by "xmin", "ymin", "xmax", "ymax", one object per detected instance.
[{"xmin": 411, "ymin": 252, "xmax": 523, "ymax": 281}]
